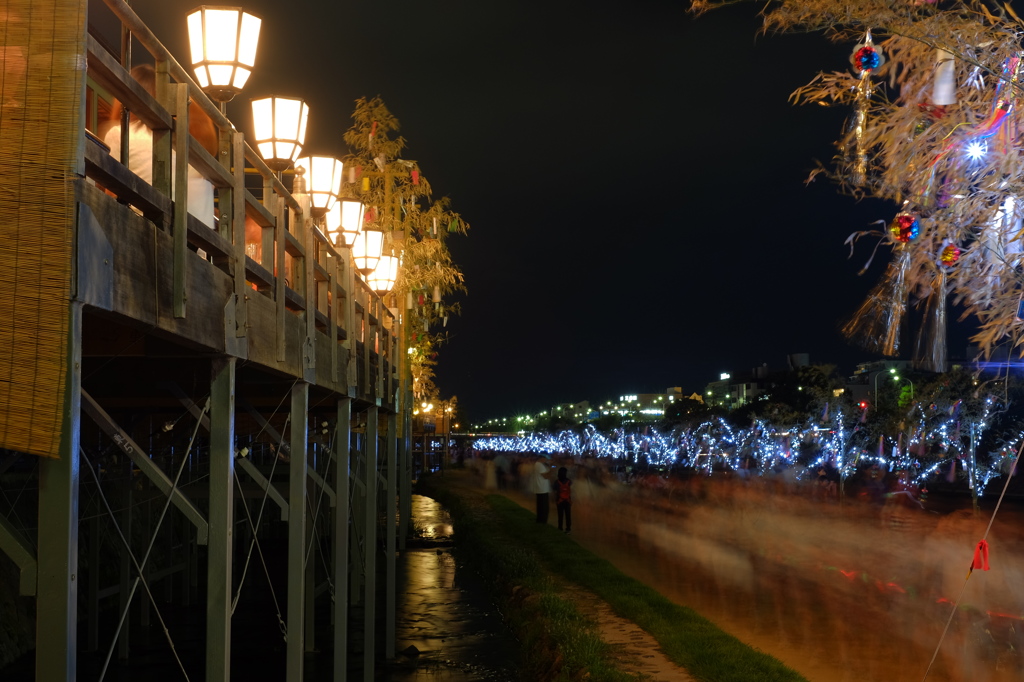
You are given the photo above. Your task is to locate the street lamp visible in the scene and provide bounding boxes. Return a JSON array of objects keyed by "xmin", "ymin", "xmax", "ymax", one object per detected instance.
[
  {"xmin": 366, "ymin": 253, "xmax": 399, "ymax": 293},
  {"xmin": 891, "ymin": 373, "xmax": 914, "ymax": 400},
  {"xmin": 294, "ymin": 156, "xmax": 344, "ymax": 218},
  {"xmin": 186, "ymin": 6, "xmax": 262, "ymax": 102},
  {"xmin": 251, "ymin": 96, "xmax": 309, "ymax": 171},
  {"xmin": 325, "ymin": 198, "xmax": 365, "ymax": 248},
  {"xmin": 352, "ymin": 227, "xmax": 384, "ymax": 274}
]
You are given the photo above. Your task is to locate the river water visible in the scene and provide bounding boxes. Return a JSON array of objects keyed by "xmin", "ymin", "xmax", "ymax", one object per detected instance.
[
  {"xmin": 380, "ymin": 494, "xmax": 518, "ymax": 681},
  {"xmin": 1, "ymin": 494, "xmax": 518, "ymax": 681}
]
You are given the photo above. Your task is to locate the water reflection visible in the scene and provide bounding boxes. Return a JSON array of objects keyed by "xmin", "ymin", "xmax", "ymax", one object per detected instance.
[
  {"xmin": 383, "ymin": 495, "xmax": 517, "ymax": 681},
  {"xmin": 569, "ymin": 478, "xmax": 1024, "ymax": 682}
]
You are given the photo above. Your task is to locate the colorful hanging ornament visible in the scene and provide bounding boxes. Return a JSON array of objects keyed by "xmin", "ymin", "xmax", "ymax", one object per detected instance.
[
  {"xmin": 929, "ymin": 54, "xmax": 1024, "ymax": 171},
  {"xmin": 939, "ymin": 242, "xmax": 961, "ymax": 267},
  {"xmin": 852, "ymin": 43, "xmax": 883, "ymax": 74},
  {"xmin": 847, "ymin": 31, "xmax": 884, "ymax": 186},
  {"xmin": 889, "ymin": 212, "xmax": 920, "ymax": 242}
]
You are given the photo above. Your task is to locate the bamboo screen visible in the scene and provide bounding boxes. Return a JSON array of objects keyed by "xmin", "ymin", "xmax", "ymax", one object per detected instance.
[{"xmin": 0, "ymin": 0, "xmax": 85, "ymax": 458}]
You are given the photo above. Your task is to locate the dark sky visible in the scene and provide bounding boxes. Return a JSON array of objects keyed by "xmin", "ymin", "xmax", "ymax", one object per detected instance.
[{"xmin": 108, "ymin": 1, "xmax": 972, "ymax": 422}]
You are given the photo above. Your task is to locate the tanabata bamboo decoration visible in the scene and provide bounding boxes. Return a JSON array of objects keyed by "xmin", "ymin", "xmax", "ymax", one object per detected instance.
[
  {"xmin": 848, "ymin": 31, "xmax": 884, "ymax": 186},
  {"xmin": 693, "ymin": 0, "xmax": 1024, "ymax": 366}
]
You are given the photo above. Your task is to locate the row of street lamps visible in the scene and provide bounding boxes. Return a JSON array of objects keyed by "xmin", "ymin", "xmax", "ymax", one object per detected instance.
[{"xmin": 184, "ymin": 5, "xmax": 397, "ymax": 292}]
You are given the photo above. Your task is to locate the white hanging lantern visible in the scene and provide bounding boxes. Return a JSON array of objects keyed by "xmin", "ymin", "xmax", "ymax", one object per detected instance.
[
  {"xmin": 187, "ymin": 6, "xmax": 261, "ymax": 102},
  {"xmin": 366, "ymin": 254, "xmax": 399, "ymax": 293},
  {"xmin": 251, "ymin": 96, "xmax": 309, "ymax": 171},
  {"xmin": 294, "ymin": 156, "xmax": 344, "ymax": 217},
  {"xmin": 352, "ymin": 229, "xmax": 384, "ymax": 274},
  {"xmin": 325, "ymin": 198, "xmax": 365, "ymax": 247}
]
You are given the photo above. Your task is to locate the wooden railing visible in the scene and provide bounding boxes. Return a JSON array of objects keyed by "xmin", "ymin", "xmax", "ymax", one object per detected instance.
[{"xmin": 82, "ymin": 0, "xmax": 396, "ymax": 405}]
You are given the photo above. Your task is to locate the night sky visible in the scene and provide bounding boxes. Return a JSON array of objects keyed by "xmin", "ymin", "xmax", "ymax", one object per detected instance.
[{"xmin": 106, "ymin": 1, "xmax": 976, "ymax": 422}]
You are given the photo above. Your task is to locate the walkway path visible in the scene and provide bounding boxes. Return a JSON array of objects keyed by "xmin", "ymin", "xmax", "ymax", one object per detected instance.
[{"xmin": 431, "ymin": 471, "xmax": 694, "ymax": 681}]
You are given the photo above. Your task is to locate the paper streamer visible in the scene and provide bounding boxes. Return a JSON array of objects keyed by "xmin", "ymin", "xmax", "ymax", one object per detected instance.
[
  {"xmin": 932, "ymin": 49, "xmax": 957, "ymax": 106},
  {"xmin": 972, "ymin": 539, "xmax": 990, "ymax": 571},
  {"xmin": 912, "ymin": 270, "xmax": 948, "ymax": 373},
  {"xmin": 841, "ymin": 245, "xmax": 909, "ymax": 356}
]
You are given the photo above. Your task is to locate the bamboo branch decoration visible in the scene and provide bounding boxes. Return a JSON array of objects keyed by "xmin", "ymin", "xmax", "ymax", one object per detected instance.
[{"xmin": 693, "ymin": 1, "xmax": 1024, "ymax": 363}]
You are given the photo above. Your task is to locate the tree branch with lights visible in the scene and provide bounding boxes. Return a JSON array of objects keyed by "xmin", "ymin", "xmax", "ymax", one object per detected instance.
[{"xmin": 693, "ymin": 0, "xmax": 1024, "ymax": 369}]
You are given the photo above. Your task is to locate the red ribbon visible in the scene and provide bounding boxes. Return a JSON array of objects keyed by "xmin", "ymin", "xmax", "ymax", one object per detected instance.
[
  {"xmin": 411, "ymin": 169, "xmax": 419, "ymax": 185},
  {"xmin": 972, "ymin": 540, "xmax": 990, "ymax": 571}
]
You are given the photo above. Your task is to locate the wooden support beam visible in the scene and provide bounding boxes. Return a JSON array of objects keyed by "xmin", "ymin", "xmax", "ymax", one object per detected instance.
[
  {"xmin": 235, "ymin": 455, "xmax": 288, "ymax": 521},
  {"xmin": 333, "ymin": 398, "xmax": 351, "ymax": 680},
  {"xmin": 362, "ymin": 406, "xmax": 378, "ymax": 682},
  {"xmin": 206, "ymin": 357, "xmax": 236, "ymax": 682},
  {"xmin": 385, "ymin": 412, "xmax": 397, "ymax": 658},
  {"xmin": 80, "ymin": 389, "xmax": 209, "ymax": 545},
  {"xmin": 286, "ymin": 383, "xmax": 309, "ymax": 682},
  {"xmin": 0, "ymin": 512, "xmax": 36, "ymax": 596},
  {"xmin": 35, "ymin": 302, "xmax": 82, "ymax": 682}
]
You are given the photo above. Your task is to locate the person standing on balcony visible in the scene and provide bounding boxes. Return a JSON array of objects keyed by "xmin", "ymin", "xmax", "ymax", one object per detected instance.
[{"xmin": 103, "ymin": 64, "xmax": 217, "ymax": 228}]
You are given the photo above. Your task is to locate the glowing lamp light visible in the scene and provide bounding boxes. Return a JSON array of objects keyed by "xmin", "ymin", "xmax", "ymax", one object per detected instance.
[
  {"xmin": 187, "ymin": 6, "xmax": 261, "ymax": 102},
  {"xmin": 325, "ymin": 198, "xmax": 365, "ymax": 247},
  {"xmin": 366, "ymin": 254, "xmax": 399, "ymax": 293},
  {"xmin": 965, "ymin": 140, "xmax": 987, "ymax": 161},
  {"xmin": 352, "ymin": 228, "xmax": 384, "ymax": 274},
  {"xmin": 251, "ymin": 96, "xmax": 309, "ymax": 171},
  {"xmin": 294, "ymin": 156, "xmax": 344, "ymax": 218}
]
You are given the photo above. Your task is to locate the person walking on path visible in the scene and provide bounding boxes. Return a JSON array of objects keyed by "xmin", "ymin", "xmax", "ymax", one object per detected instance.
[
  {"xmin": 530, "ymin": 456, "xmax": 552, "ymax": 523},
  {"xmin": 557, "ymin": 466, "xmax": 573, "ymax": 532},
  {"xmin": 553, "ymin": 466, "xmax": 572, "ymax": 533}
]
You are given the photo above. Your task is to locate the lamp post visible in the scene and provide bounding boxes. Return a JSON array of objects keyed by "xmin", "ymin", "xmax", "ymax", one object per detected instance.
[
  {"xmin": 186, "ymin": 6, "xmax": 262, "ymax": 103},
  {"xmin": 251, "ymin": 96, "xmax": 309, "ymax": 171},
  {"xmin": 873, "ymin": 367, "xmax": 895, "ymax": 405}
]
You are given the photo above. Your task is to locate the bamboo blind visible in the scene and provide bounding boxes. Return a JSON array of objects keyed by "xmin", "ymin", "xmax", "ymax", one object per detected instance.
[{"xmin": 0, "ymin": 0, "xmax": 85, "ymax": 458}]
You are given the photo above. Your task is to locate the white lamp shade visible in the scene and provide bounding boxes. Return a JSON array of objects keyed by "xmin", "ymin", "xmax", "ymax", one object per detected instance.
[
  {"xmin": 252, "ymin": 96, "xmax": 309, "ymax": 171},
  {"xmin": 294, "ymin": 156, "xmax": 344, "ymax": 216},
  {"xmin": 187, "ymin": 6, "xmax": 261, "ymax": 102},
  {"xmin": 352, "ymin": 229, "xmax": 384, "ymax": 274},
  {"xmin": 325, "ymin": 198, "xmax": 365, "ymax": 247},
  {"xmin": 366, "ymin": 254, "xmax": 399, "ymax": 293}
]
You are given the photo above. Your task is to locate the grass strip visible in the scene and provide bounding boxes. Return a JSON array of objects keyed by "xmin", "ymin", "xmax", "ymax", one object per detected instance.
[
  {"xmin": 419, "ymin": 476, "xmax": 638, "ymax": 681},
  {"xmin": 483, "ymin": 493, "xmax": 809, "ymax": 682}
]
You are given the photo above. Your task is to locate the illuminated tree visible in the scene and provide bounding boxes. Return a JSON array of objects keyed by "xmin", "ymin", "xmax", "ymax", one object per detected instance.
[{"xmin": 342, "ymin": 97, "xmax": 468, "ymax": 400}]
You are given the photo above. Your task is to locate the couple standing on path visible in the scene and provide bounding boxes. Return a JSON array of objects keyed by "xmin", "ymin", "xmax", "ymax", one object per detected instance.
[{"xmin": 531, "ymin": 457, "xmax": 572, "ymax": 533}]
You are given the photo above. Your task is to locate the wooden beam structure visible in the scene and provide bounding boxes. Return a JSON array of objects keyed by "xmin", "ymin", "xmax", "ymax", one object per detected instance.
[{"xmin": 0, "ymin": 2, "xmax": 408, "ymax": 681}]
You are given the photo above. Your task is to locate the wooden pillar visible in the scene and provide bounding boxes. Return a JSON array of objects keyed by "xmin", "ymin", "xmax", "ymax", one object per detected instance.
[
  {"xmin": 35, "ymin": 301, "xmax": 82, "ymax": 682},
  {"xmin": 287, "ymin": 382, "xmax": 309, "ymax": 682},
  {"xmin": 206, "ymin": 357, "xmax": 236, "ymax": 682},
  {"xmin": 333, "ymin": 398, "xmax": 351, "ymax": 679},
  {"xmin": 385, "ymin": 412, "xmax": 397, "ymax": 658},
  {"xmin": 362, "ymin": 406, "xmax": 378, "ymax": 682}
]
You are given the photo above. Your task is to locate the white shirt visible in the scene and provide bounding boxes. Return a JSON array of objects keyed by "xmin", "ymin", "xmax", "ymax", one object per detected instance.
[
  {"xmin": 104, "ymin": 122, "xmax": 215, "ymax": 228},
  {"xmin": 530, "ymin": 460, "xmax": 551, "ymax": 494}
]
